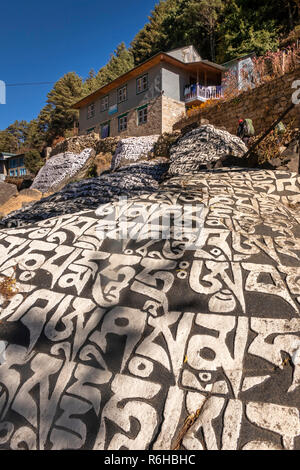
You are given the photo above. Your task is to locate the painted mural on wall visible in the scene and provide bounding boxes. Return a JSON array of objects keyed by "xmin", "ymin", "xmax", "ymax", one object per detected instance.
[
  {"xmin": 222, "ymin": 54, "xmax": 255, "ymax": 92},
  {"xmin": 0, "ymin": 168, "xmax": 299, "ymax": 450}
]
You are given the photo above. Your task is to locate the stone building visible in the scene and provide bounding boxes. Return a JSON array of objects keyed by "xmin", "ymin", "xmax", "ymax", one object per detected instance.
[
  {"xmin": 0, "ymin": 152, "xmax": 27, "ymax": 179},
  {"xmin": 73, "ymin": 45, "xmax": 225, "ymax": 138}
]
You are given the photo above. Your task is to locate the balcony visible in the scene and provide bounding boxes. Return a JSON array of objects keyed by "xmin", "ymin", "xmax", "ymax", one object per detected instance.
[{"xmin": 184, "ymin": 84, "xmax": 223, "ymax": 105}]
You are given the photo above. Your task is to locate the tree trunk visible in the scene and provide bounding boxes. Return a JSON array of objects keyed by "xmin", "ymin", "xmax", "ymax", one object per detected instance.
[
  {"xmin": 209, "ymin": 27, "xmax": 216, "ymax": 62},
  {"xmin": 288, "ymin": 0, "xmax": 294, "ymax": 30}
]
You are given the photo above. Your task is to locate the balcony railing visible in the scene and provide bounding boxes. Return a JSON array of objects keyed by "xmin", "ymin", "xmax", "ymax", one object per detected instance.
[{"xmin": 184, "ymin": 84, "xmax": 223, "ymax": 103}]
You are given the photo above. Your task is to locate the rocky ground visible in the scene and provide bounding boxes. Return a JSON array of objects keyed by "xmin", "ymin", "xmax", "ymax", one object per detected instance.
[
  {"xmin": 0, "ymin": 189, "xmax": 44, "ymax": 217},
  {"xmin": 0, "ymin": 126, "xmax": 299, "ymax": 450}
]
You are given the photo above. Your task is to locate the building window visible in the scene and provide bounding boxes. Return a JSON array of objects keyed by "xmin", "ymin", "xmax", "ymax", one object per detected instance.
[
  {"xmin": 101, "ymin": 96, "xmax": 109, "ymax": 112},
  {"xmin": 10, "ymin": 158, "xmax": 20, "ymax": 169},
  {"xmin": 137, "ymin": 105, "xmax": 148, "ymax": 125},
  {"xmin": 118, "ymin": 85, "xmax": 127, "ymax": 103},
  {"xmin": 86, "ymin": 127, "xmax": 95, "ymax": 134},
  {"xmin": 9, "ymin": 168, "xmax": 19, "ymax": 176},
  {"xmin": 118, "ymin": 114, "xmax": 128, "ymax": 132},
  {"xmin": 87, "ymin": 103, "xmax": 95, "ymax": 119},
  {"xmin": 101, "ymin": 122, "xmax": 110, "ymax": 139},
  {"xmin": 19, "ymin": 168, "xmax": 26, "ymax": 176},
  {"xmin": 136, "ymin": 74, "xmax": 148, "ymax": 94}
]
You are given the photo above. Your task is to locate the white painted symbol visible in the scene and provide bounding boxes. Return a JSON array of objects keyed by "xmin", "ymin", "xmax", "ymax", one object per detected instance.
[
  {"xmin": 95, "ymin": 197, "xmax": 204, "ymax": 250},
  {"xmin": 0, "ymin": 341, "xmax": 7, "ymax": 364},
  {"xmin": 292, "ymin": 340, "xmax": 300, "ymax": 366},
  {"xmin": 292, "ymin": 80, "xmax": 300, "ymax": 105}
]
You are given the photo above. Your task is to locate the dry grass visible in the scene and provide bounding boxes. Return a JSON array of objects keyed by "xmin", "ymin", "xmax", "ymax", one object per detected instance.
[
  {"xmin": 172, "ymin": 395, "xmax": 210, "ymax": 450},
  {"xmin": 0, "ymin": 270, "xmax": 19, "ymax": 300},
  {"xmin": 94, "ymin": 152, "xmax": 113, "ymax": 175},
  {"xmin": 248, "ymin": 121, "xmax": 297, "ymax": 164},
  {"xmin": 0, "ymin": 191, "xmax": 45, "ymax": 217},
  {"xmin": 186, "ymin": 99, "xmax": 221, "ymax": 117}
]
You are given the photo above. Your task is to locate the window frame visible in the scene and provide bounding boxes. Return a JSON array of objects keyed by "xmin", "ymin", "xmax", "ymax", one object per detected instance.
[
  {"xmin": 86, "ymin": 127, "xmax": 95, "ymax": 135},
  {"xmin": 101, "ymin": 121, "xmax": 110, "ymax": 139},
  {"xmin": 117, "ymin": 85, "xmax": 128, "ymax": 104},
  {"xmin": 136, "ymin": 74, "xmax": 149, "ymax": 94},
  {"xmin": 9, "ymin": 158, "xmax": 15, "ymax": 169},
  {"xmin": 87, "ymin": 102, "xmax": 95, "ymax": 120},
  {"xmin": 118, "ymin": 113, "xmax": 128, "ymax": 132},
  {"xmin": 137, "ymin": 104, "xmax": 148, "ymax": 126},
  {"xmin": 101, "ymin": 95, "xmax": 109, "ymax": 112}
]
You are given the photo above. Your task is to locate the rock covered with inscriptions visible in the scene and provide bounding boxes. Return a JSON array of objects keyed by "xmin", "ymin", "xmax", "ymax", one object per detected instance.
[
  {"xmin": 168, "ymin": 124, "xmax": 247, "ymax": 176},
  {"xmin": 0, "ymin": 167, "xmax": 299, "ymax": 450},
  {"xmin": 31, "ymin": 148, "xmax": 95, "ymax": 194},
  {"xmin": 0, "ymin": 159, "xmax": 169, "ymax": 227},
  {"xmin": 111, "ymin": 135, "xmax": 160, "ymax": 171}
]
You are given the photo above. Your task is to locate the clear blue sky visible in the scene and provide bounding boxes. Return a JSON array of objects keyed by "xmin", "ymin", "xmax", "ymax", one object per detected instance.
[{"xmin": 0, "ymin": 0, "xmax": 158, "ymax": 130}]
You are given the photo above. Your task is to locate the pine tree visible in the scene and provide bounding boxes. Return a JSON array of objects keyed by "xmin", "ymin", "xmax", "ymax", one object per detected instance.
[
  {"xmin": 82, "ymin": 43, "xmax": 134, "ymax": 97},
  {"xmin": 194, "ymin": 0, "xmax": 225, "ymax": 61},
  {"xmin": 37, "ymin": 104, "xmax": 53, "ymax": 139},
  {"xmin": 130, "ymin": 0, "xmax": 182, "ymax": 64},
  {"xmin": 216, "ymin": 0, "xmax": 280, "ymax": 62},
  {"xmin": 24, "ymin": 149, "xmax": 44, "ymax": 176},
  {"xmin": 24, "ymin": 119, "xmax": 46, "ymax": 152},
  {"xmin": 0, "ymin": 130, "xmax": 18, "ymax": 153},
  {"xmin": 35, "ymin": 73, "xmax": 83, "ymax": 145},
  {"xmin": 47, "ymin": 72, "xmax": 83, "ymax": 134},
  {"xmin": 170, "ymin": 0, "xmax": 225, "ymax": 60},
  {"xmin": 6, "ymin": 120, "xmax": 29, "ymax": 150},
  {"xmin": 0, "ymin": 120, "xmax": 44, "ymax": 154},
  {"xmin": 82, "ymin": 69, "xmax": 97, "ymax": 96},
  {"xmin": 95, "ymin": 43, "xmax": 134, "ymax": 88}
]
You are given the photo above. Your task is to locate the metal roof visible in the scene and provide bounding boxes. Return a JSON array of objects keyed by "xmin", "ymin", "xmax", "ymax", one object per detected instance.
[
  {"xmin": 73, "ymin": 50, "xmax": 225, "ymax": 109},
  {"xmin": 222, "ymin": 52, "xmax": 256, "ymax": 67},
  {"xmin": 0, "ymin": 152, "xmax": 17, "ymax": 160}
]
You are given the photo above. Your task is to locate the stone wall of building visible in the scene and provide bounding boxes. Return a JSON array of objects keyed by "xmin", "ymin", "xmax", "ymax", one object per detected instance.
[
  {"xmin": 109, "ymin": 95, "xmax": 163, "ymax": 138},
  {"xmin": 78, "ymin": 95, "xmax": 184, "ymax": 139},
  {"xmin": 173, "ymin": 67, "xmax": 300, "ymax": 135},
  {"xmin": 81, "ymin": 96, "xmax": 163, "ymax": 139},
  {"xmin": 161, "ymin": 95, "xmax": 186, "ymax": 133}
]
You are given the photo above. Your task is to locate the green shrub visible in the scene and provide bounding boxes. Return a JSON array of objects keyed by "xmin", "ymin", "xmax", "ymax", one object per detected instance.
[{"xmin": 24, "ymin": 150, "xmax": 44, "ymax": 176}]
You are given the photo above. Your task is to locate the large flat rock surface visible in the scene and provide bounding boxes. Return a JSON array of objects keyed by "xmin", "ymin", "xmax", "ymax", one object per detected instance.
[
  {"xmin": 0, "ymin": 160, "xmax": 169, "ymax": 228},
  {"xmin": 31, "ymin": 148, "xmax": 95, "ymax": 194},
  {"xmin": 0, "ymin": 182, "xmax": 18, "ymax": 207},
  {"xmin": 0, "ymin": 168, "xmax": 299, "ymax": 450}
]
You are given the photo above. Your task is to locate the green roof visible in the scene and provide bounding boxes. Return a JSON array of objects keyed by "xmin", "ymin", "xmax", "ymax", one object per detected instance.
[{"xmin": 0, "ymin": 152, "xmax": 17, "ymax": 158}]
